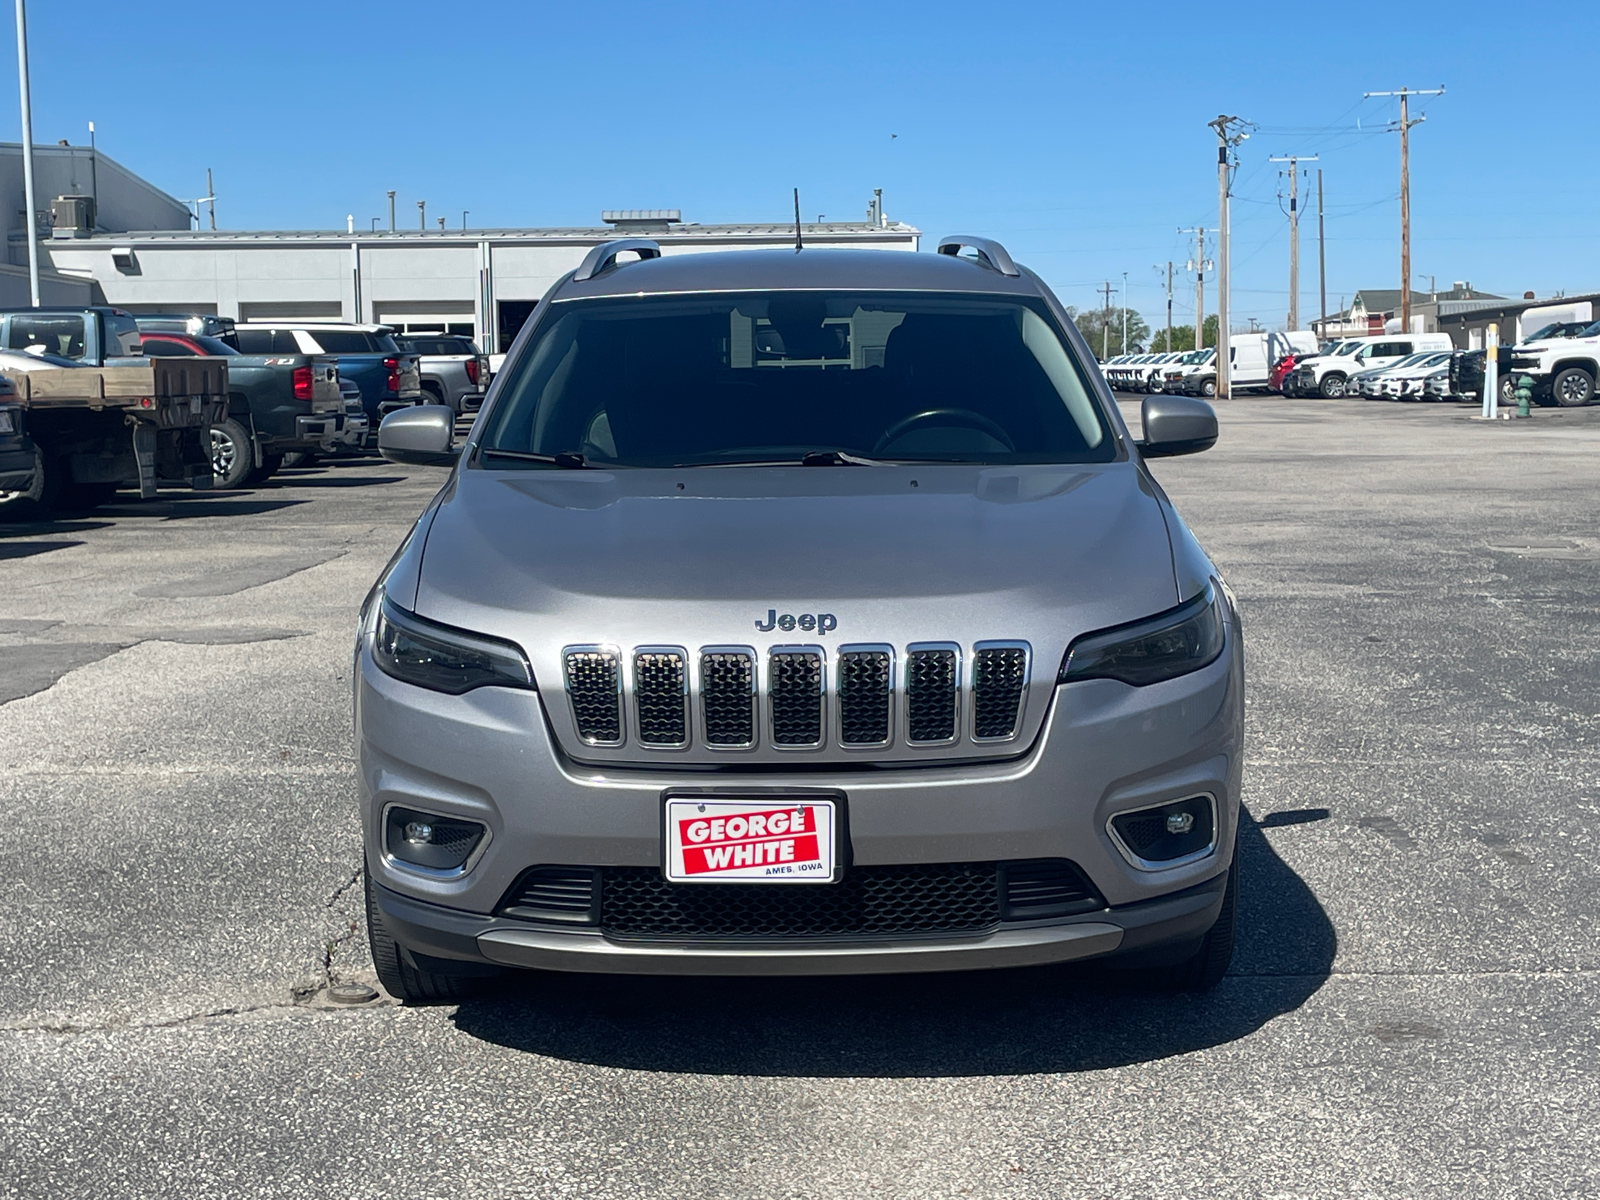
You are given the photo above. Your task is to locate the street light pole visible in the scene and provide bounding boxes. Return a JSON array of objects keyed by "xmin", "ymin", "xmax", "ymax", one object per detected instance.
[{"xmin": 14, "ymin": 0, "xmax": 40, "ymax": 306}]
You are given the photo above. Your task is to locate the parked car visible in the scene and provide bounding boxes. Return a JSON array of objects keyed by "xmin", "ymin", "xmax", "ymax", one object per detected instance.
[
  {"xmin": 233, "ymin": 323, "xmax": 422, "ymax": 434},
  {"xmin": 1271, "ymin": 353, "xmax": 1309, "ymax": 395},
  {"xmin": 1367, "ymin": 351, "xmax": 1455, "ymax": 400},
  {"xmin": 359, "ymin": 237, "xmax": 1243, "ymax": 1002},
  {"xmin": 394, "ymin": 335, "xmax": 488, "ymax": 414},
  {"xmin": 133, "ymin": 313, "xmax": 240, "ymax": 348},
  {"xmin": 1508, "ymin": 317, "xmax": 1600, "ymax": 406},
  {"xmin": 1287, "ymin": 334, "xmax": 1454, "ymax": 398},
  {"xmin": 137, "ymin": 324, "xmax": 343, "ymax": 488}
]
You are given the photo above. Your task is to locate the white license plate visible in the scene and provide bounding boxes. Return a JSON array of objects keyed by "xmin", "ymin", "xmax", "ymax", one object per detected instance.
[{"xmin": 664, "ymin": 798, "xmax": 837, "ymax": 884}]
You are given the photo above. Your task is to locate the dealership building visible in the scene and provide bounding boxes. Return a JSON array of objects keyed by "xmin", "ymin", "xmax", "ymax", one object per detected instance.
[{"xmin": 3, "ymin": 141, "xmax": 920, "ymax": 351}]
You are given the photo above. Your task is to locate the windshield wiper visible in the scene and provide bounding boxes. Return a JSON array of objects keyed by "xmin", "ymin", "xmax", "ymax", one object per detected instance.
[
  {"xmin": 478, "ymin": 448, "xmax": 595, "ymax": 469},
  {"xmin": 800, "ymin": 450, "xmax": 893, "ymax": 466}
]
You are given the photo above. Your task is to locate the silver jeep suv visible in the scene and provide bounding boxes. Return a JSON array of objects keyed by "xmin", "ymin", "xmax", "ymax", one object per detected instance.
[{"xmin": 358, "ymin": 236, "xmax": 1243, "ymax": 1002}]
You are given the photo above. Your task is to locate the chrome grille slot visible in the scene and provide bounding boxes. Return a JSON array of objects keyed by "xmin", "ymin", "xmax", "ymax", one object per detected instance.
[
  {"xmin": 769, "ymin": 648, "xmax": 825, "ymax": 748},
  {"xmin": 563, "ymin": 646, "xmax": 623, "ymax": 745},
  {"xmin": 905, "ymin": 644, "xmax": 959, "ymax": 744},
  {"xmin": 700, "ymin": 648, "xmax": 756, "ymax": 748},
  {"xmin": 633, "ymin": 648, "xmax": 688, "ymax": 747},
  {"xmin": 972, "ymin": 643, "xmax": 1029, "ymax": 741},
  {"xmin": 837, "ymin": 646, "xmax": 893, "ymax": 747}
]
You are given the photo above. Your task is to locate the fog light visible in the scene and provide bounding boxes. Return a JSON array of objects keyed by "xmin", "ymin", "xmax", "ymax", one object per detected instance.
[
  {"xmin": 384, "ymin": 806, "xmax": 487, "ymax": 874},
  {"xmin": 1165, "ymin": 811, "xmax": 1195, "ymax": 835},
  {"xmin": 1110, "ymin": 796, "xmax": 1215, "ymax": 868}
]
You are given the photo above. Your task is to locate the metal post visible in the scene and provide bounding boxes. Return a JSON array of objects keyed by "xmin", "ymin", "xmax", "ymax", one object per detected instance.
[
  {"xmin": 207, "ymin": 167, "xmax": 216, "ymax": 229},
  {"xmin": 1483, "ymin": 323, "xmax": 1499, "ymax": 420},
  {"xmin": 14, "ymin": 0, "xmax": 40, "ymax": 306},
  {"xmin": 1317, "ymin": 169, "xmax": 1327, "ymax": 340},
  {"xmin": 1399, "ymin": 92, "xmax": 1410, "ymax": 332},
  {"xmin": 387, "ymin": 191, "xmax": 396, "ymax": 232},
  {"xmin": 418, "ymin": 200, "xmax": 426, "ymax": 230},
  {"xmin": 88, "ymin": 120, "xmax": 98, "ymax": 222}
]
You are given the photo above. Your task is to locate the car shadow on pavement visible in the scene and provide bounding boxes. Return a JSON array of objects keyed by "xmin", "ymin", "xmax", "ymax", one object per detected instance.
[
  {"xmin": 267, "ymin": 475, "xmax": 406, "ymax": 488},
  {"xmin": 0, "ymin": 540, "xmax": 84, "ymax": 559},
  {"xmin": 450, "ymin": 807, "xmax": 1336, "ymax": 1077}
]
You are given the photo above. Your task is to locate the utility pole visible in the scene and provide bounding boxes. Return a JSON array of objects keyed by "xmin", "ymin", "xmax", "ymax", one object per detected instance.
[
  {"xmin": 1178, "ymin": 227, "xmax": 1208, "ymax": 350},
  {"xmin": 1317, "ymin": 169, "xmax": 1327, "ymax": 340},
  {"xmin": 1365, "ymin": 86, "xmax": 1444, "ymax": 333},
  {"xmin": 1121, "ymin": 271, "xmax": 1129, "ymax": 352},
  {"xmin": 1099, "ymin": 280, "xmax": 1115, "ymax": 359},
  {"xmin": 1156, "ymin": 262, "xmax": 1174, "ymax": 351},
  {"xmin": 1208, "ymin": 114, "xmax": 1251, "ymax": 398},
  {"xmin": 14, "ymin": 0, "xmax": 40, "ymax": 306},
  {"xmin": 1269, "ymin": 154, "xmax": 1318, "ymax": 330}
]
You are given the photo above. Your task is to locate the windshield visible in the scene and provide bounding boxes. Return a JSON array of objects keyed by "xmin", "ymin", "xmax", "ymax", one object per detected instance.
[{"xmin": 479, "ymin": 292, "xmax": 1115, "ymax": 468}]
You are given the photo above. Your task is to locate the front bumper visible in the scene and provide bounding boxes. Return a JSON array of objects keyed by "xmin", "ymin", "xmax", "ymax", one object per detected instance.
[
  {"xmin": 356, "ymin": 617, "xmax": 1244, "ymax": 976},
  {"xmin": 372, "ymin": 868, "xmax": 1228, "ymax": 976}
]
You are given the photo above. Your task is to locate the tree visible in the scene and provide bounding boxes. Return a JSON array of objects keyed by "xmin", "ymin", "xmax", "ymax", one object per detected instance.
[
  {"xmin": 1067, "ymin": 306, "xmax": 1151, "ymax": 359},
  {"xmin": 1146, "ymin": 315, "xmax": 1220, "ymax": 354}
]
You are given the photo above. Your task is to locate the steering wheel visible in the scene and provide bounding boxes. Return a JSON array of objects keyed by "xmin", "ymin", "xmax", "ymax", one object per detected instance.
[{"xmin": 872, "ymin": 408, "xmax": 1016, "ymax": 456}]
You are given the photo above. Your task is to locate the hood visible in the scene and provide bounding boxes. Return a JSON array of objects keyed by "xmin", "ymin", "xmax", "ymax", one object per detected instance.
[{"xmin": 412, "ymin": 461, "xmax": 1183, "ymax": 765}]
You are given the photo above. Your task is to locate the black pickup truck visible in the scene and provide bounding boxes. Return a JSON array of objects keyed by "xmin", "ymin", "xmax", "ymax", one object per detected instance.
[{"xmin": 137, "ymin": 322, "xmax": 344, "ymax": 488}]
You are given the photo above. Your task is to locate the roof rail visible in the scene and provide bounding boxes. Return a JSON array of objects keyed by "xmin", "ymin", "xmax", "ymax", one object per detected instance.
[
  {"xmin": 573, "ymin": 238, "xmax": 662, "ymax": 282},
  {"xmin": 936, "ymin": 235, "xmax": 1020, "ymax": 277}
]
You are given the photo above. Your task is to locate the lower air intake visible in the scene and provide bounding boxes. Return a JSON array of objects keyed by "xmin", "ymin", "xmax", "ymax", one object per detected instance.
[{"xmin": 498, "ymin": 866, "xmax": 599, "ymax": 924}]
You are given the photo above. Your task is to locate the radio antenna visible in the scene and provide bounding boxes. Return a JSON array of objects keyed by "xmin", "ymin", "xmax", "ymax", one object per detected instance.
[{"xmin": 793, "ymin": 188, "xmax": 803, "ymax": 253}]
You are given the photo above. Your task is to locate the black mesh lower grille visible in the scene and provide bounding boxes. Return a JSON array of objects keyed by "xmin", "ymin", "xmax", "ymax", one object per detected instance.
[
  {"xmin": 701, "ymin": 651, "xmax": 755, "ymax": 747},
  {"xmin": 906, "ymin": 648, "xmax": 957, "ymax": 742},
  {"xmin": 973, "ymin": 647, "xmax": 1027, "ymax": 739},
  {"xmin": 999, "ymin": 859, "xmax": 1103, "ymax": 918},
  {"xmin": 564, "ymin": 649, "xmax": 621, "ymax": 743},
  {"xmin": 837, "ymin": 649, "xmax": 891, "ymax": 746},
  {"xmin": 499, "ymin": 866, "xmax": 599, "ymax": 924},
  {"xmin": 634, "ymin": 650, "xmax": 687, "ymax": 746},
  {"xmin": 769, "ymin": 651, "xmax": 823, "ymax": 746},
  {"xmin": 600, "ymin": 862, "xmax": 1004, "ymax": 940}
]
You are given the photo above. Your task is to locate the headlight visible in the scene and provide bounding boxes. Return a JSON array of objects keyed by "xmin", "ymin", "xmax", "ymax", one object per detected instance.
[
  {"xmin": 1059, "ymin": 585, "xmax": 1225, "ymax": 687},
  {"xmin": 0, "ymin": 408, "xmax": 14, "ymax": 434},
  {"xmin": 373, "ymin": 597, "xmax": 533, "ymax": 694}
]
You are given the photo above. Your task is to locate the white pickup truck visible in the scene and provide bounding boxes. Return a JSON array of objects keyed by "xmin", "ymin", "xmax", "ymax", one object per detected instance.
[
  {"xmin": 1508, "ymin": 319, "xmax": 1600, "ymax": 406},
  {"xmin": 1287, "ymin": 333, "xmax": 1454, "ymax": 398}
]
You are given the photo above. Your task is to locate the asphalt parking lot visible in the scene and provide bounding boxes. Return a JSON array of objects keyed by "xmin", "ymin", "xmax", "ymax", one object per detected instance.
[{"xmin": 3, "ymin": 397, "xmax": 1599, "ymax": 1199}]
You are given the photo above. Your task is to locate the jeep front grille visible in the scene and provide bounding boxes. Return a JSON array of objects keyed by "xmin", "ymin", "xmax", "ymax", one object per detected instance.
[
  {"xmin": 972, "ymin": 644, "xmax": 1029, "ymax": 740},
  {"xmin": 769, "ymin": 648, "xmax": 825, "ymax": 747},
  {"xmin": 633, "ymin": 648, "xmax": 688, "ymax": 747},
  {"xmin": 905, "ymin": 645, "xmax": 959, "ymax": 744},
  {"xmin": 837, "ymin": 647, "xmax": 892, "ymax": 747},
  {"xmin": 563, "ymin": 647, "xmax": 622, "ymax": 745},
  {"xmin": 558, "ymin": 640, "xmax": 1031, "ymax": 756}
]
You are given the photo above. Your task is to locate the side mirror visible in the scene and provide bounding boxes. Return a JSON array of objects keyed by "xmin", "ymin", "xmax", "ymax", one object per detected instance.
[
  {"xmin": 379, "ymin": 405, "xmax": 458, "ymax": 466},
  {"xmin": 1139, "ymin": 395, "xmax": 1218, "ymax": 458}
]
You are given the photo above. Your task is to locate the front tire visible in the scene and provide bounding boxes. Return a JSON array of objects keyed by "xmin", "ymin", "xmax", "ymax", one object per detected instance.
[
  {"xmin": 1552, "ymin": 367, "xmax": 1594, "ymax": 407},
  {"xmin": 1319, "ymin": 374, "xmax": 1346, "ymax": 398},
  {"xmin": 365, "ymin": 868, "xmax": 489, "ymax": 1005},
  {"xmin": 210, "ymin": 417, "xmax": 255, "ymax": 489},
  {"xmin": 1201, "ymin": 378, "xmax": 1217, "ymax": 398},
  {"xmin": 1150, "ymin": 853, "xmax": 1237, "ymax": 992}
]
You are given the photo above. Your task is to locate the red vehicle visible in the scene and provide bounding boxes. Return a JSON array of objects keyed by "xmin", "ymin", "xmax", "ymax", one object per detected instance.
[{"xmin": 1269, "ymin": 353, "xmax": 1305, "ymax": 395}]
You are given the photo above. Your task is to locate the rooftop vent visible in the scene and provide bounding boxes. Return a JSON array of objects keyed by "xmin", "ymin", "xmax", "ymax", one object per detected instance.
[{"xmin": 601, "ymin": 209, "xmax": 682, "ymax": 231}]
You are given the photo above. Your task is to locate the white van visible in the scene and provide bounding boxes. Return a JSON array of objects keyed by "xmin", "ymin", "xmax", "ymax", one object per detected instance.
[
  {"xmin": 1287, "ymin": 333, "xmax": 1454, "ymax": 398},
  {"xmin": 1176, "ymin": 331, "xmax": 1318, "ymax": 397}
]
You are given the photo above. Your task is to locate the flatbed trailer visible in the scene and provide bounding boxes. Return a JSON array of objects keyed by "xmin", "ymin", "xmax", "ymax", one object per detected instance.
[{"xmin": 4, "ymin": 359, "xmax": 228, "ymax": 510}]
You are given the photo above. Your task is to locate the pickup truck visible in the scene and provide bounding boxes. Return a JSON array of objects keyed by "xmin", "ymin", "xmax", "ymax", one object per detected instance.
[
  {"xmin": 0, "ymin": 354, "xmax": 226, "ymax": 516},
  {"xmin": 394, "ymin": 334, "xmax": 487, "ymax": 414},
  {"xmin": 137, "ymin": 324, "xmax": 343, "ymax": 488},
  {"xmin": 0, "ymin": 376, "xmax": 31, "ymax": 496},
  {"xmin": 1508, "ymin": 318, "xmax": 1600, "ymax": 406},
  {"xmin": 234, "ymin": 324, "xmax": 421, "ymax": 437},
  {"xmin": 1286, "ymin": 333, "xmax": 1454, "ymax": 398}
]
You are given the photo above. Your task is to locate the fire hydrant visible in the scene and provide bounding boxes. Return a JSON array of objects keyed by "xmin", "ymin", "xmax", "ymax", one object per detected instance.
[{"xmin": 1514, "ymin": 375, "xmax": 1534, "ymax": 418}]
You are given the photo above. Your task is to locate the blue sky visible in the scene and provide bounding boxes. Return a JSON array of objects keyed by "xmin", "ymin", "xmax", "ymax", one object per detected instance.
[{"xmin": 6, "ymin": 0, "xmax": 1594, "ymax": 332}]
